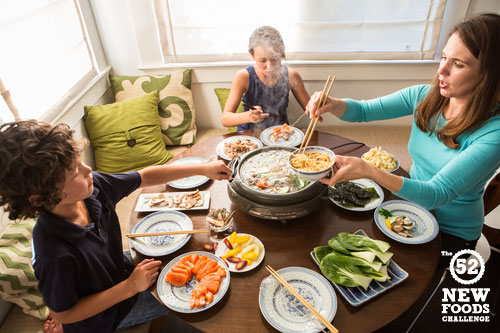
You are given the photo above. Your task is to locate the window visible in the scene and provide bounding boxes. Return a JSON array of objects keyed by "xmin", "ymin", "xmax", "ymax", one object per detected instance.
[
  {"xmin": 0, "ymin": 0, "xmax": 96, "ymax": 122},
  {"xmin": 153, "ymin": 0, "xmax": 447, "ymax": 64}
]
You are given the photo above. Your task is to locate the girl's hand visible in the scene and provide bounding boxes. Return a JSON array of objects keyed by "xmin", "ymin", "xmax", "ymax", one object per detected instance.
[
  {"xmin": 203, "ymin": 160, "xmax": 232, "ymax": 180},
  {"xmin": 305, "ymin": 92, "xmax": 347, "ymax": 121},
  {"xmin": 321, "ymin": 155, "xmax": 373, "ymax": 186},
  {"xmin": 247, "ymin": 106, "xmax": 269, "ymax": 124},
  {"xmin": 126, "ymin": 259, "xmax": 162, "ymax": 294}
]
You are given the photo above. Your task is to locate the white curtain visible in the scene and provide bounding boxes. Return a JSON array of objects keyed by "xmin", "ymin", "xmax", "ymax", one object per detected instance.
[
  {"xmin": 0, "ymin": 0, "xmax": 95, "ymax": 121},
  {"xmin": 153, "ymin": 0, "xmax": 447, "ymax": 63}
]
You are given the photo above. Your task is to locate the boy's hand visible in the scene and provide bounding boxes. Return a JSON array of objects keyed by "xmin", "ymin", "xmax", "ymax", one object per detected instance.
[
  {"xmin": 203, "ymin": 160, "xmax": 232, "ymax": 180},
  {"xmin": 247, "ymin": 106, "xmax": 269, "ymax": 124},
  {"xmin": 126, "ymin": 259, "xmax": 162, "ymax": 294}
]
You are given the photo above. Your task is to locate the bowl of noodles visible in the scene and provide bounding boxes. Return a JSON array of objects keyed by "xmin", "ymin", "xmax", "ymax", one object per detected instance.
[
  {"xmin": 361, "ymin": 147, "xmax": 399, "ymax": 173},
  {"xmin": 289, "ymin": 146, "xmax": 335, "ymax": 181}
]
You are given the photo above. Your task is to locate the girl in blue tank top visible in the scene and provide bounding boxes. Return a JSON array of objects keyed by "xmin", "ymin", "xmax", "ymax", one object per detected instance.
[{"xmin": 221, "ymin": 26, "xmax": 310, "ymax": 131}]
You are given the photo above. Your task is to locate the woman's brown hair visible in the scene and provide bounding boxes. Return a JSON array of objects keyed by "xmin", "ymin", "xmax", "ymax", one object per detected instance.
[
  {"xmin": 0, "ymin": 120, "xmax": 80, "ymax": 220},
  {"xmin": 415, "ymin": 13, "xmax": 500, "ymax": 148}
]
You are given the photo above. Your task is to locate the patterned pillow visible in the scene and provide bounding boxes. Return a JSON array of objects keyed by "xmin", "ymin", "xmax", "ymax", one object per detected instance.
[
  {"xmin": 0, "ymin": 220, "xmax": 48, "ymax": 320},
  {"xmin": 214, "ymin": 88, "xmax": 244, "ymax": 133},
  {"xmin": 110, "ymin": 70, "xmax": 197, "ymax": 146}
]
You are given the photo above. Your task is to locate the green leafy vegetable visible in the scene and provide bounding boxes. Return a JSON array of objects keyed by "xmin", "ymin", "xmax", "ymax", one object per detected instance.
[
  {"xmin": 378, "ymin": 208, "xmax": 393, "ymax": 218},
  {"xmin": 313, "ymin": 245, "xmax": 334, "ymax": 263},
  {"xmin": 320, "ymin": 252, "xmax": 374, "ymax": 290}
]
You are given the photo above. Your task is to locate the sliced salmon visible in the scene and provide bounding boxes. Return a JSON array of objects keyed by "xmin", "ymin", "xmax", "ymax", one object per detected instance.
[{"xmin": 165, "ymin": 271, "xmax": 189, "ymax": 286}]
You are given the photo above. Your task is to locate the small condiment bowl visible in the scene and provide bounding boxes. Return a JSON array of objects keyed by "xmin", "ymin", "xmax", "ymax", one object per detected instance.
[
  {"xmin": 207, "ymin": 216, "xmax": 234, "ymax": 233},
  {"xmin": 289, "ymin": 146, "xmax": 335, "ymax": 181}
]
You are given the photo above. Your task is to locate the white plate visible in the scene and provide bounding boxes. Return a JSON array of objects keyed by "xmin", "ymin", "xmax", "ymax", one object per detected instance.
[
  {"xmin": 215, "ymin": 135, "xmax": 263, "ymax": 160},
  {"xmin": 260, "ymin": 125, "xmax": 305, "ymax": 147},
  {"xmin": 167, "ymin": 157, "xmax": 209, "ymax": 189},
  {"xmin": 329, "ymin": 178, "xmax": 384, "ymax": 211},
  {"xmin": 134, "ymin": 191, "xmax": 210, "ymax": 212},
  {"xmin": 214, "ymin": 233, "xmax": 265, "ymax": 273},
  {"xmin": 157, "ymin": 251, "xmax": 230, "ymax": 313},
  {"xmin": 259, "ymin": 267, "xmax": 337, "ymax": 333},
  {"xmin": 130, "ymin": 211, "xmax": 193, "ymax": 256},
  {"xmin": 374, "ymin": 200, "xmax": 439, "ymax": 244}
]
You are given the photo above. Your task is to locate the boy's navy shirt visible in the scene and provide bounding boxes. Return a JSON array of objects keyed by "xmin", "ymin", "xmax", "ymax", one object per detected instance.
[{"xmin": 33, "ymin": 171, "xmax": 141, "ymax": 332}]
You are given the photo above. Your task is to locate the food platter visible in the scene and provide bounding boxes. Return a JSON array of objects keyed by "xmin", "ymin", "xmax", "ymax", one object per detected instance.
[
  {"xmin": 166, "ymin": 157, "xmax": 210, "ymax": 189},
  {"xmin": 215, "ymin": 233, "xmax": 265, "ymax": 273},
  {"xmin": 259, "ymin": 266, "xmax": 337, "ymax": 332},
  {"xmin": 130, "ymin": 211, "xmax": 193, "ymax": 256},
  {"xmin": 310, "ymin": 229, "xmax": 409, "ymax": 307},
  {"xmin": 216, "ymin": 135, "xmax": 263, "ymax": 160},
  {"xmin": 260, "ymin": 125, "xmax": 304, "ymax": 147},
  {"xmin": 329, "ymin": 178, "xmax": 384, "ymax": 211},
  {"xmin": 157, "ymin": 251, "xmax": 230, "ymax": 313},
  {"xmin": 134, "ymin": 191, "xmax": 210, "ymax": 212},
  {"xmin": 374, "ymin": 200, "xmax": 439, "ymax": 244}
]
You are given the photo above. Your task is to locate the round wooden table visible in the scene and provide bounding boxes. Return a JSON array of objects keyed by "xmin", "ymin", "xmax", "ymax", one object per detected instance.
[{"xmin": 128, "ymin": 129, "xmax": 440, "ymax": 332}]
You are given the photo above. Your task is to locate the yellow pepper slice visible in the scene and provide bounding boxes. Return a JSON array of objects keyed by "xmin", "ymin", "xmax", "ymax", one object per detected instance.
[
  {"xmin": 222, "ymin": 247, "xmax": 242, "ymax": 259},
  {"xmin": 385, "ymin": 218, "xmax": 392, "ymax": 230},
  {"xmin": 228, "ymin": 231, "xmax": 237, "ymax": 244},
  {"xmin": 241, "ymin": 251, "xmax": 258, "ymax": 261}
]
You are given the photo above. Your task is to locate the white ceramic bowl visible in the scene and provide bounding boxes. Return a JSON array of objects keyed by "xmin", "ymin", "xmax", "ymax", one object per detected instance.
[{"xmin": 289, "ymin": 146, "xmax": 335, "ymax": 181}]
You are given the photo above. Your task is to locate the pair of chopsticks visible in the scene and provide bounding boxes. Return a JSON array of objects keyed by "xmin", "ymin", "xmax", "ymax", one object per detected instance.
[
  {"xmin": 126, "ymin": 229, "xmax": 208, "ymax": 238},
  {"xmin": 266, "ymin": 265, "xmax": 338, "ymax": 333},
  {"xmin": 298, "ymin": 75, "xmax": 336, "ymax": 154},
  {"xmin": 243, "ymin": 101, "xmax": 257, "ymax": 111}
]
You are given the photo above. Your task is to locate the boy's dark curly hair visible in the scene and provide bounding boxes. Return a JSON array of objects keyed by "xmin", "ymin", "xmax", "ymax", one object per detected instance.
[{"xmin": 0, "ymin": 120, "xmax": 80, "ymax": 220}]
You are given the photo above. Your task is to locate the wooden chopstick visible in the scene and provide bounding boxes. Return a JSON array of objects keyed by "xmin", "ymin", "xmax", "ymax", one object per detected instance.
[
  {"xmin": 126, "ymin": 229, "xmax": 209, "ymax": 238},
  {"xmin": 266, "ymin": 265, "xmax": 338, "ymax": 333},
  {"xmin": 298, "ymin": 75, "xmax": 336, "ymax": 153},
  {"xmin": 242, "ymin": 101, "xmax": 257, "ymax": 110}
]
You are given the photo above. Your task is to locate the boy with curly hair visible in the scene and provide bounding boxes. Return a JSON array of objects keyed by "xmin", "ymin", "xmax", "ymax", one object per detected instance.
[{"xmin": 0, "ymin": 120, "xmax": 231, "ymax": 332}]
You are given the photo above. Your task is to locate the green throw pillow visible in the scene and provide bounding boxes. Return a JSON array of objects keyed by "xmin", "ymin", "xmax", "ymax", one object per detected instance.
[
  {"xmin": 0, "ymin": 220, "xmax": 49, "ymax": 320},
  {"xmin": 214, "ymin": 88, "xmax": 244, "ymax": 133},
  {"xmin": 109, "ymin": 70, "xmax": 197, "ymax": 146},
  {"xmin": 84, "ymin": 91, "xmax": 173, "ymax": 173}
]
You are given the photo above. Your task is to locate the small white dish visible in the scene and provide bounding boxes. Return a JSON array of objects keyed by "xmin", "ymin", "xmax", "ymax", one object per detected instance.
[
  {"xmin": 214, "ymin": 233, "xmax": 265, "ymax": 273},
  {"xmin": 216, "ymin": 135, "xmax": 263, "ymax": 160},
  {"xmin": 329, "ymin": 178, "xmax": 384, "ymax": 211},
  {"xmin": 134, "ymin": 191, "xmax": 210, "ymax": 212},
  {"xmin": 167, "ymin": 157, "xmax": 209, "ymax": 189},
  {"xmin": 157, "ymin": 251, "xmax": 230, "ymax": 313},
  {"xmin": 260, "ymin": 125, "xmax": 304, "ymax": 147},
  {"xmin": 130, "ymin": 211, "xmax": 193, "ymax": 256},
  {"xmin": 290, "ymin": 146, "xmax": 335, "ymax": 181},
  {"xmin": 374, "ymin": 200, "xmax": 439, "ymax": 244},
  {"xmin": 259, "ymin": 267, "xmax": 337, "ymax": 333}
]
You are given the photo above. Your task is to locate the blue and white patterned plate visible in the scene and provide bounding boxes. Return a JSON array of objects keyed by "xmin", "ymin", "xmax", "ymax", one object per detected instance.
[
  {"xmin": 157, "ymin": 251, "xmax": 230, "ymax": 313},
  {"xmin": 310, "ymin": 229, "xmax": 409, "ymax": 307},
  {"xmin": 260, "ymin": 125, "xmax": 304, "ymax": 147},
  {"xmin": 374, "ymin": 200, "xmax": 439, "ymax": 244},
  {"xmin": 216, "ymin": 135, "xmax": 263, "ymax": 160},
  {"xmin": 329, "ymin": 178, "xmax": 384, "ymax": 212},
  {"xmin": 131, "ymin": 211, "xmax": 193, "ymax": 256},
  {"xmin": 167, "ymin": 157, "xmax": 210, "ymax": 189},
  {"xmin": 259, "ymin": 267, "xmax": 337, "ymax": 332}
]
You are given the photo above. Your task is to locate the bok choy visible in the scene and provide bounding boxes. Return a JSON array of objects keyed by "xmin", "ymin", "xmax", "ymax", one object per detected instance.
[{"xmin": 314, "ymin": 232, "xmax": 393, "ymax": 290}]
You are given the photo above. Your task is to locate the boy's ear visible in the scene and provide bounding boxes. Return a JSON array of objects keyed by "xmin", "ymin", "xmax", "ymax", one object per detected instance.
[{"xmin": 29, "ymin": 195, "xmax": 43, "ymax": 207}]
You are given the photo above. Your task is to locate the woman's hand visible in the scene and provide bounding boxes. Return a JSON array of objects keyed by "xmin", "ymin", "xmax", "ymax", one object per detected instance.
[
  {"xmin": 202, "ymin": 160, "xmax": 232, "ymax": 180},
  {"xmin": 126, "ymin": 259, "xmax": 162, "ymax": 294},
  {"xmin": 321, "ymin": 155, "xmax": 373, "ymax": 186},
  {"xmin": 246, "ymin": 106, "xmax": 269, "ymax": 124},
  {"xmin": 305, "ymin": 92, "xmax": 347, "ymax": 121}
]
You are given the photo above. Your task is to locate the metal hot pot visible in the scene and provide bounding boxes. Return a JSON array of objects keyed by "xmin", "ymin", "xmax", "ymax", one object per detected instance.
[{"xmin": 227, "ymin": 146, "xmax": 327, "ymax": 220}]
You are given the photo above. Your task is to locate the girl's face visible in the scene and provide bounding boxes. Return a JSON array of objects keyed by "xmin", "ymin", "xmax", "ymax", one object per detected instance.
[
  {"xmin": 438, "ymin": 33, "xmax": 480, "ymax": 101},
  {"xmin": 58, "ymin": 156, "xmax": 93, "ymax": 205},
  {"xmin": 251, "ymin": 45, "xmax": 282, "ymax": 80}
]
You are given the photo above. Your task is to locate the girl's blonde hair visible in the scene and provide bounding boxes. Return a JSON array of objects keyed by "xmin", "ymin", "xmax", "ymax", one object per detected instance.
[{"xmin": 248, "ymin": 26, "xmax": 285, "ymax": 59}]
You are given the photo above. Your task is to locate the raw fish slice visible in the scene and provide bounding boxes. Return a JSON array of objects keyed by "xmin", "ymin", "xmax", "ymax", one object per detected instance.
[
  {"xmin": 196, "ymin": 265, "xmax": 220, "ymax": 280},
  {"xmin": 196, "ymin": 260, "xmax": 218, "ymax": 279},
  {"xmin": 192, "ymin": 256, "xmax": 210, "ymax": 274},
  {"xmin": 205, "ymin": 291, "xmax": 214, "ymax": 303},
  {"xmin": 165, "ymin": 271, "xmax": 189, "ymax": 286},
  {"xmin": 171, "ymin": 265, "xmax": 192, "ymax": 279}
]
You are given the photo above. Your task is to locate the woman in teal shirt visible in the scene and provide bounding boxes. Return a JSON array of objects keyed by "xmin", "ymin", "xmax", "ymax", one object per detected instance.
[{"xmin": 307, "ymin": 13, "xmax": 500, "ymax": 263}]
